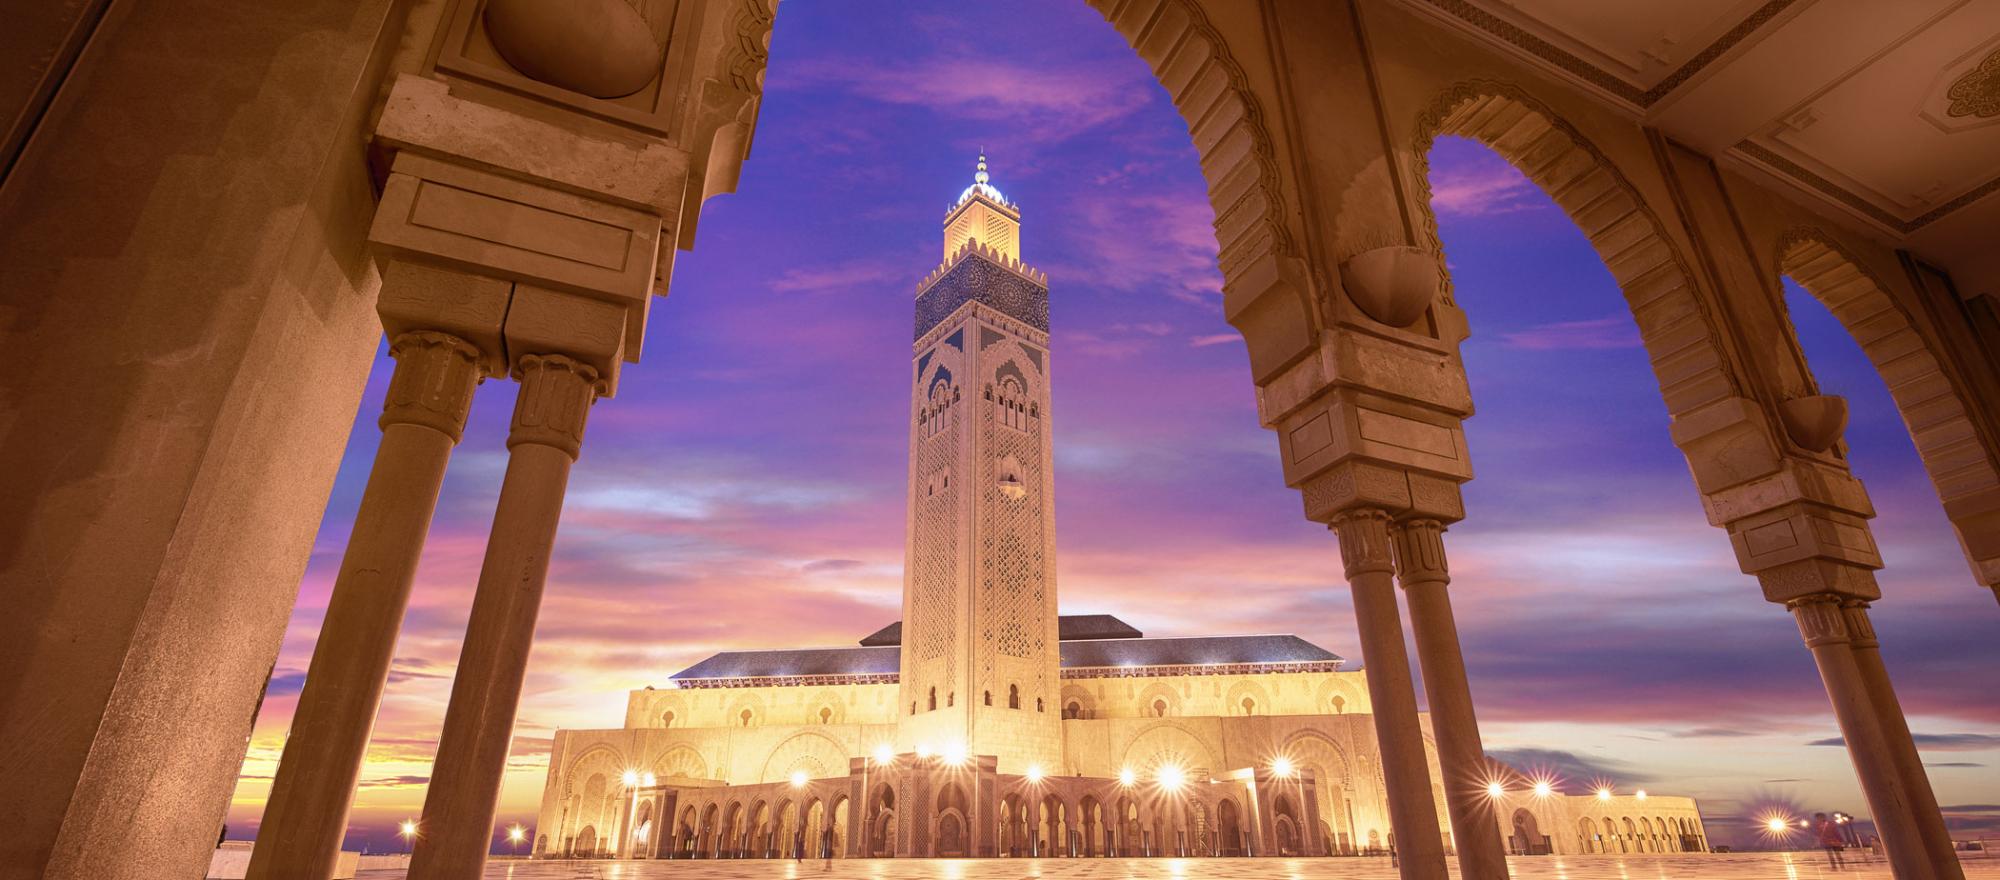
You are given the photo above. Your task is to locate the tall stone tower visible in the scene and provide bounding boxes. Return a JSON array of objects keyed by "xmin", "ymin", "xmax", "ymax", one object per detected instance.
[{"xmin": 897, "ymin": 155, "xmax": 1061, "ymax": 775}]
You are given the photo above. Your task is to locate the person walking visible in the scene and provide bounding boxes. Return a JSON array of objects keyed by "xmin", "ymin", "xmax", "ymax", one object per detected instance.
[
  {"xmin": 1815, "ymin": 813, "xmax": 1847, "ymax": 870},
  {"xmin": 794, "ymin": 828, "xmax": 805, "ymax": 864},
  {"xmin": 821, "ymin": 824, "xmax": 835, "ymax": 872}
]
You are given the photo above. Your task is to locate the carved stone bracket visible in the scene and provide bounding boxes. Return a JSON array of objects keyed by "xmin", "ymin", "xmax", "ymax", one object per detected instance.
[
  {"xmin": 1390, "ymin": 519, "xmax": 1450, "ymax": 587},
  {"xmin": 509, "ymin": 354, "xmax": 599, "ymax": 458},
  {"xmin": 1331, "ymin": 508, "xmax": 1397, "ymax": 579},
  {"xmin": 382, "ymin": 331, "xmax": 486, "ymax": 442},
  {"xmin": 1787, "ymin": 594, "xmax": 1851, "ymax": 648}
]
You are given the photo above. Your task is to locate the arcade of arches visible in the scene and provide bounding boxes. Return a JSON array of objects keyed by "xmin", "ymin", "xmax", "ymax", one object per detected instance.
[{"xmin": 3, "ymin": 1, "xmax": 1995, "ymax": 879}]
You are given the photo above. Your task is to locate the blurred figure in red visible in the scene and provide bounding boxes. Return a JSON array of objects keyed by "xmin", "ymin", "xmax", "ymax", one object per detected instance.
[{"xmin": 1815, "ymin": 812, "xmax": 1847, "ymax": 869}]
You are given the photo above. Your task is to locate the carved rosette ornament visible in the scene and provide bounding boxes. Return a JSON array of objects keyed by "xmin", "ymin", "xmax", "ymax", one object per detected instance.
[
  {"xmin": 1390, "ymin": 519, "xmax": 1451, "ymax": 587},
  {"xmin": 382, "ymin": 331, "xmax": 485, "ymax": 441},
  {"xmin": 1841, "ymin": 600, "xmax": 1880, "ymax": 649},
  {"xmin": 509, "ymin": 354, "xmax": 599, "ymax": 458},
  {"xmin": 1331, "ymin": 508, "xmax": 1398, "ymax": 578},
  {"xmin": 1787, "ymin": 594, "xmax": 1851, "ymax": 648},
  {"xmin": 1946, "ymin": 47, "xmax": 2000, "ymax": 119}
]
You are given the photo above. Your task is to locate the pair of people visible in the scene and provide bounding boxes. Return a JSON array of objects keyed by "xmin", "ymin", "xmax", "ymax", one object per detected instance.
[{"xmin": 1815, "ymin": 812, "xmax": 1849, "ymax": 869}]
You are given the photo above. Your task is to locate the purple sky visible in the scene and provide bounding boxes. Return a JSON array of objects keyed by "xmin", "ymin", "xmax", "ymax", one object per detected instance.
[{"xmin": 226, "ymin": 0, "xmax": 2000, "ymax": 854}]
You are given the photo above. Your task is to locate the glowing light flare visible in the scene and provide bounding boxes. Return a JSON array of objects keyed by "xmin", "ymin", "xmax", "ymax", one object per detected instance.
[
  {"xmin": 944, "ymin": 741, "xmax": 968, "ymax": 766},
  {"xmin": 1118, "ymin": 767, "xmax": 1136, "ymax": 786},
  {"xmin": 643, "ymin": 772, "xmax": 657, "ymax": 787},
  {"xmin": 1486, "ymin": 781, "xmax": 1507, "ymax": 798},
  {"xmin": 791, "ymin": 770, "xmax": 809, "ymax": 788},
  {"xmin": 507, "ymin": 824, "xmax": 526, "ymax": 844},
  {"xmin": 1026, "ymin": 764, "xmax": 1044, "ymax": 783},
  {"xmin": 916, "ymin": 743, "xmax": 932, "ymax": 759},
  {"xmin": 1596, "ymin": 787, "xmax": 1613, "ymax": 801},
  {"xmin": 1635, "ymin": 789, "xmax": 1647, "ymax": 801},
  {"xmin": 622, "ymin": 769, "xmax": 640, "ymax": 787},
  {"xmin": 1271, "ymin": 757, "xmax": 1294, "ymax": 778},
  {"xmin": 1157, "ymin": 764, "xmax": 1187, "ymax": 791},
  {"xmin": 1533, "ymin": 780, "xmax": 1554, "ymax": 798},
  {"xmin": 399, "ymin": 820, "xmax": 419, "ymax": 839},
  {"xmin": 873, "ymin": 744, "xmax": 894, "ymax": 765}
]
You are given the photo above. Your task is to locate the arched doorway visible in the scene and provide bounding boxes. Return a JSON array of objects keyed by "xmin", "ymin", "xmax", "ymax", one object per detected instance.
[
  {"xmin": 1216, "ymin": 798, "xmax": 1243, "ymax": 856},
  {"xmin": 1510, "ymin": 808, "xmax": 1544, "ymax": 855},
  {"xmin": 935, "ymin": 783, "xmax": 969, "ymax": 857}
]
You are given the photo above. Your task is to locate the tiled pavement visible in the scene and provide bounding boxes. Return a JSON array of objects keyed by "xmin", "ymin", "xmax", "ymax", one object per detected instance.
[{"xmin": 357, "ymin": 852, "xmax": 1998, "ymax": 880}]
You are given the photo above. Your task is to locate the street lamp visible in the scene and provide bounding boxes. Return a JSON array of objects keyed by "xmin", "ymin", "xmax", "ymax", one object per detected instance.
[
  {"xmin": 1118, "ymin": 766, "xmax": 1135, "ymax": 787},
  {"xmin": 791, "ymin": 770, "xmax": 809, "ymax": 788},
  {"xmin": 1596, "ymin": 787, "xmax": 1613, "ymax": 801},
  {"xmin": 1157, "ymin": 764, "xmax": 1186, "ymax": 792},
  {"xmin": 507, "ymin": 823, "xmax": 526, "ymax": 857},
  {"xmin": 1271, "ymin": 757, "xmax": 1295, "ymax": 778},
  {"xmin": 1533, "ymin": 780, "xmax": 1554, "ymax": 798},
  {"xmin": 1486, "ymin": 781, "xmax": 1507, "ymax": 799},
  {"xmin": 1026, "ymin": 764, "xmax": 1045, "ymax": 784},
  {"xmin": 399, "ymin": 820, "xmax": 418, "ymax": 853}
]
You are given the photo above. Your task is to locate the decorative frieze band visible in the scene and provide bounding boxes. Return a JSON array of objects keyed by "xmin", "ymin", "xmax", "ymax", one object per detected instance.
[
  {"xmin": 669, "ymin": 673, "xmax": 900, "ymax": 690},
  {"xmin": 1063, "ymin": 660, "xmax": 1345, "ymax": 680}
]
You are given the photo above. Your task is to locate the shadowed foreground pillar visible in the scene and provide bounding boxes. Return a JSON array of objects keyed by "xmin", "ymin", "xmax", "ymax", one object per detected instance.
[
  {"xmin": 248, "ymin": 329, "xmax": 484, "ymax": 880},
  {"xmin": 408, "ymin": 354, "xmax": 597, "ymax": 879},
  {"xmin": 1333, "ymin": 508, "xmax": 1449, "ymax": 880},
  {"xmin": 1790, "ymin": 595, "xmax": 1933, "ymax": 880},
  {"xmin": 1844, "ymin": 601, "xmax": 1965, "ymax": 880},
  {"xmin": 1393, "ymin": 518, "xmax": 1508, "ymax": 880}
]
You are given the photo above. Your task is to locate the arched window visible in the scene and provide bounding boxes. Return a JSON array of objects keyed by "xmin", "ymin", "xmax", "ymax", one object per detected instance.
[
  {"xmin": 1151, "ymin": 699, "xmax": 1167, "ymax": 718},
  {"xmin": 1330, "ymin": 695, "xmax": 1345, "ymax": 714},
  {"xmin": 1063, "ymin": 701, "xmax": 1080, "ymax": 719},
  {"xmin": 1035, "ymin": 698, "xmax": 1043, "ymax": 713},
  {"xmin": 662, "ymin": 710, "xmax": 675, "ymax": 728},
  {"xmin": 739, "ymin": 709, "xmax": 753, "ymax": 727},
  {"xmin": 947, "ymin": 692, "xmax": 955, "ymax": 707},
  {"xmin": 910, "ymin": 702, "xmax": 916, "ymax": 716},
  {"xmin": 819, "ymin": 707, "xmax": 832, "ymax": 725},
  {"xmin": 1008, "ymin": 685, "xmax": 1020, "ymax": 709},
  {"xmin": 983, "ymin": 690, "xmax": 992, "ymax": 706},
  {"xmin": 1241, "ymin": 697, "xmax": 1256, "ymax": 716},
  {"xmin": 927, "ymin": 688, "xmax": 937, "ymax": 711}
]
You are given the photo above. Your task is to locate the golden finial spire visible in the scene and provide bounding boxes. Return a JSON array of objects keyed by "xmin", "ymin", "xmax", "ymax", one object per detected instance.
[{"xmin": 975, "ymin": 150, "xmax": 989, "ymax": 186}]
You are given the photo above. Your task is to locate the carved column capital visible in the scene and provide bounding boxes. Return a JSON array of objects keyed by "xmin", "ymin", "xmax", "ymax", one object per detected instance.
[
  {"xmin": 1787, "ymin": 594, "xmax": 1851, "ymax": 648},
  {"xmin": 382, "ymin": 331, "xmax": 485, "ymax": 442},
  {"xmin": 1330, "ymin": 508, "xmax": 1397, "ymax": 579},
  {"xmin": 509, "ymin": 353, "xmax": 599, "ymax": 458},
  {"xmin": 1390, "ymin": 518, "xmax": 1450, "ymax": 588},
  {"xmin": 1840, "ymin": 600, "xmax": 1879, "ymax": 649}
]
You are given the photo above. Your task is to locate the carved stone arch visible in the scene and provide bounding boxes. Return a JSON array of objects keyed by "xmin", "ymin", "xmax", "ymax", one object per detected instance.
[
  {"xmin": 1314, "ymin": 675, "xmax": 1360, "ymax": 714},
  {"xmin": 758, "ymin": 729, "xmax": 851, "ymax": 785},
  {"xmin": 1136, "ymin": 681, "xmax": 1179, "ymax": 717},
  {"xmin": 730, "ymin": 692, "xmax": 768, "ymax": 728},
  {"xmin": 1280, "ymin": 730, "xmax": 1354, "ymax": 784},
  {"xmin": 1086, "ymin": 0, "xmax": 1318, "ymax": 377},
  {"xmin": 804, "ymin": 686, "xmax": 846, "ymax": 725},
  {"xmin": 1121, "ymin": 720, "xmax": 1220, "ymax": 778},
  {"xmin": 650, "ymin": 744, "xmax": 708, "ymax": 783},
  {"xmin": 563, "ymin": 743, "xmax": 629, "ymax": 784},
  {"xmin": 1223, "ymin": 679, "xmax": 1270, "ymax": 715},
  {"xmin": 1059, "ymin": 683, "xmax": 1096, "ymax": 719},
  {"xmin": 1779, "ymin": 228, "xmax": 2000, "ymax": 586},
  {"xmin": 1409, "ymin": 80, "xmax": 1742, "ymax": 428}
]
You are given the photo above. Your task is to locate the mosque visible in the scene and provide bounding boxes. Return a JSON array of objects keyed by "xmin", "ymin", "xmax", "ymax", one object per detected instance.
[{"xmin": 529, "ymin": 159, "xmax": 1711, "ymax": 861}]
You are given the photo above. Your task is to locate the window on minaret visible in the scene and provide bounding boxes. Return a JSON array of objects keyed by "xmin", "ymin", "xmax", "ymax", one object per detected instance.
[
  {"xmin": 662, "ymin": 711, "xmax": 675, "ymax": 728},
  {"xmin": 1008, "ymin": 685, "xmax": 1019, "ymax": 709},
  {"xmin": 947, "ymin": 692, "xmax": 954, "ymax": 707},
  {"xmin": 927, "ymin": 687, "xmax": 937, "ymax": 711},
  {"xmin": 1241, "ymin": 697, "xmax": 1256, "ymax": 716},
  {"xmin": 1152, "ymin": 699, "xmax": 1168, "ymax": 718},
  {"xmin": 1035, "ymin": 698, "xmax": 1043, "ymax": 713},
  {"xmin": 983, "ymin": 690, "xmax": 991, "ymax": 706},
  {"xmin": 739, "ymin": 709, "xmax": 753, "ymax": 727}
]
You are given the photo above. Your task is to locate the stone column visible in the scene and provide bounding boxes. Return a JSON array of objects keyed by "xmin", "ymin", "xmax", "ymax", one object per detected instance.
[
  {"xmin": 1332, "ymin": 509, "xmax": 1449, "ymax": 880},
  {"xmin": 1844, "ymin": 601, "xmax": 1965, "ymax": 880},
  {"xmin": 407, "ymin": 354, "xmax": 598, "ymax": 880},
  {"xmin": 246, "ymin": 331, "xmax": 483, "ymax": 879},
  {"xmin": 1391, "ymin": 519, "xmax": 1508, "ymax": 880},
  {"xmin": 1790, "ymin": 595, "xmax": 1935, "ymax": 880}
]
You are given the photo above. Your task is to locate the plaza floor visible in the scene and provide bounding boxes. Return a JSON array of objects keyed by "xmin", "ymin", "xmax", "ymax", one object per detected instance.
[{"xmin": 356, "ymin": 852, "xmax": 1998, "ymax": 880}]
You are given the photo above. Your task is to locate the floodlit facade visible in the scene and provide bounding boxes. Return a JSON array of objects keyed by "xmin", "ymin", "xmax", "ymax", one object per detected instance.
[{"xmin": 530, "ymin": 163, "xmax": 1710, "ymax": 860}]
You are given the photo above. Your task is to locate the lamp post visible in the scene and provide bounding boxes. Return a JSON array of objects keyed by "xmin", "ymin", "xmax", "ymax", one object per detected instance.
[
  {"xmin": 399, "ymin": 820, "xmax": 418, "ymax": 854},
  {"xmin": 507, "ymin": 824, "xmax": 525, "ymax": 858}
]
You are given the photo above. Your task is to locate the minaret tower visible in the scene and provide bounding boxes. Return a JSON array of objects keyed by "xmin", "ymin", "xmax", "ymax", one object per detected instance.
[{"xmin": 898, "ymin": 154, "xmax": 1060, "ymax": 775}]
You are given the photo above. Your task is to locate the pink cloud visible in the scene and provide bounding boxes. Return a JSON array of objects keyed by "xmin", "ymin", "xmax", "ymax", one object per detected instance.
[
  {"xmin": 1428, "ymin": 158, "xmax": 1546, "ymax": 217},
  {"xmin": 1499, "ymin": 315, "xmax": 1642, "ymax": 350}
]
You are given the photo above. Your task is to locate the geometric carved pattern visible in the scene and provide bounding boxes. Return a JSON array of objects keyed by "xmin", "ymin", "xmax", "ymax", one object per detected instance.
[
  {"xmin": 915, "ymin": 253, "xmax": 1049, "ymax": 340},
  {"xmin": 981, "ymin": 393, "xmax": 1046, "ymax": 661},
  {"xmin": 911, "ymin": 426, "xmax": 958, "ymax": 672}
]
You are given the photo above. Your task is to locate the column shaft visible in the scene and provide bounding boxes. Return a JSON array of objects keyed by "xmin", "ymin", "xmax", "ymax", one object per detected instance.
[
  {"xmin": 248, "ymin": 332, "xmax": 482, "ymax": 880},
  {"xmin": 408, "ymin": 354, "xmax": 597, "ymax": 880},
  {"xmin": 1333, "ymin": 509, "xmax": 1449, "ymax": 880},
  {"xmin": 1845, "ymin": 602, "xmax": 1965, "ymax": 880},
  {"xmin": 1791, "ymin": 596, "xmax": 1934, "ymax": 880},
  {"xmin": 1393, "ymin": 520, "xmax": 1508, "ymax": 880}
]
